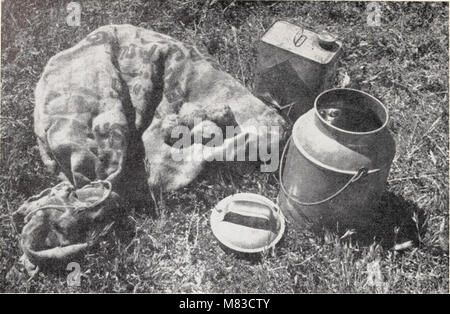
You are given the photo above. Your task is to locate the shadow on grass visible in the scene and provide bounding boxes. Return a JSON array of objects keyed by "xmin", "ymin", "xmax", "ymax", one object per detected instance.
[
  {"xmin": 283, "ymin": 191, "xmax": 427, "ymax": 250},
  {"xmin": 215, "ymin": 238, "xmax": 288, "ymax": 265},
  {"xmin": 349, "ymin": 191, "xmax": 427, "ymax": 249}
]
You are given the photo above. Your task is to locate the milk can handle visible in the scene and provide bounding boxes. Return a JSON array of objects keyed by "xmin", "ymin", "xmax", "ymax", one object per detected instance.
[{"xmin": 278, "ymin": 136, "xmax": 378, "ymax": 206}]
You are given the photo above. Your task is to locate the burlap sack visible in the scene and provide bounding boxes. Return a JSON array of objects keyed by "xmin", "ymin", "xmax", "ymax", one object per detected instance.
[
  {"xmin": 13, "ymin": 181, "xmax": 123, "ymax": 273},
  {"xmin": 17, "ymin": 24, "xmax": 286, "ymax": 270},
  {"xmin": 34, "ymin": 24, "xmax": 286, "ymax": 191}
]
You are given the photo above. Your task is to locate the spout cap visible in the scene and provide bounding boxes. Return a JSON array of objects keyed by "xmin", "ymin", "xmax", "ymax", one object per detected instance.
[{"xmin": 318, "ymin": 31, "xmax": 337, "ymax": 51}]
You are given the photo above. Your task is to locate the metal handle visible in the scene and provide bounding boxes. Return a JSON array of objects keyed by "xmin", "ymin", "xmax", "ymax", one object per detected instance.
[
  {"xmin": 226, "ymin": 198, "xmax": 274, "ymax": 220},
  {"xmin": 293, "ymin": 27, "xmax": 307, "ymax": 47},
  {"xmin": 215, "ymin": 194, "xmax": 280, "ymax": 232},
  {"xmin": 279, "ymin": 136, "xmax": 378, "ymax": 206}
]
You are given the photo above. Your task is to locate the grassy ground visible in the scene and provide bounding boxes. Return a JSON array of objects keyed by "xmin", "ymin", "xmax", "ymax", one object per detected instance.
[{"xmin": 1, "ymin": 0, "xmax": 448, "ymax": 293}]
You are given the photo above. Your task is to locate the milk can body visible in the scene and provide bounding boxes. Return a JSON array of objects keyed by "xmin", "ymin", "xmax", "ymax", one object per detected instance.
[
  {"xmin": 278, "ymin": 89, "xmax": 396, "ymax": 230},
  {"xmin": 254, "ymin": 21, "xmax": 343, "ymax": 122}
]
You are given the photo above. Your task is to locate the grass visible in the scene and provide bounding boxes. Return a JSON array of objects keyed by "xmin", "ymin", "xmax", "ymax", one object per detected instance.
[{"xmin": 0, "ymin": 0, "xmax": 448, "ymax": 293}]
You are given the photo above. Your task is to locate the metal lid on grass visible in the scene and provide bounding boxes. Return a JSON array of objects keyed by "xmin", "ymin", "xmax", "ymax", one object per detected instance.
[{"xmin": 210, "ymin": 193, "xmax": 285, "ymax": 253}]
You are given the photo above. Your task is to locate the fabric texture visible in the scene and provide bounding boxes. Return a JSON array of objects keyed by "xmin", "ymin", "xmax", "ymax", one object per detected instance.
[
  {"xmin": 34, "ymin": 24, "xmax": 286, "ymax": 192},
  {"xmin": 13, "ymin": 181, "xmax": 123, "ymax": 273},
  {"xmin": 15, "ymin": 24, "xmax": 286, "ymax": 270}
]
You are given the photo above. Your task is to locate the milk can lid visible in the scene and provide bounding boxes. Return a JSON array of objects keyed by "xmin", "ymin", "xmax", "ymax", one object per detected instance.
[{"xmin": 210, "ymin": 193, "xmax": 285, "ymax": 253}]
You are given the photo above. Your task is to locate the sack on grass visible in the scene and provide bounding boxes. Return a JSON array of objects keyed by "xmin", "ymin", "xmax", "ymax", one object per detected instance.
[
  {"xmin": 12, "ymin": 181, "xmax": 123, "ymax": 273},
  {"xmin": 18, "ymin": 24, "xmax": 287, "ymax": 271},
  {"xmin": 34, "ymin": 24, "xmax": 287, "ymax": 192}
]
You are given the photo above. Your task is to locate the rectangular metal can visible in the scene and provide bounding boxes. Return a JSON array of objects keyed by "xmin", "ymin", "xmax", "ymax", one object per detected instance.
[{"xmin": 254, "ymin": 21, "xmax": 343, "ymax": 122}]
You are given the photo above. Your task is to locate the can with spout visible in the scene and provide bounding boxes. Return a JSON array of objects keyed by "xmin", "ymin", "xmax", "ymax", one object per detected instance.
[
  {"xmin": 254, "ymin": 21, "xmax": 343, "ymax": 122},
  {"xmin": 277, "ymin": 88, "xmax": 396, "ymax": 231}
]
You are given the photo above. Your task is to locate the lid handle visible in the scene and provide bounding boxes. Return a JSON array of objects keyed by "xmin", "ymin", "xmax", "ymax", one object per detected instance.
[{"xmin": 218, "ymin": 195, "xmax": 280, "ymax": 232}]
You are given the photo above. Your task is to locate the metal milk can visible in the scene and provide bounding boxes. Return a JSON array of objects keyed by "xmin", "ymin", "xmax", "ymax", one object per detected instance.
[
  {"xmin": 277, "ymin": 88, "xmax": 396, "ymax": 230},
  {"xmin": 254, "ymin": 21, "xmax": 343, "ymax": 122}
]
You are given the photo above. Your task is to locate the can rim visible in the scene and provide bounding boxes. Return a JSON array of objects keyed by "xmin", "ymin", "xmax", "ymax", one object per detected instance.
[
  {"xmin": 292, "ymin": 111, "xmax": 388, "ymax": 175},
  {"xmin": 314, "ymin": 88, "xmax": 390, "ymax": 136}
]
